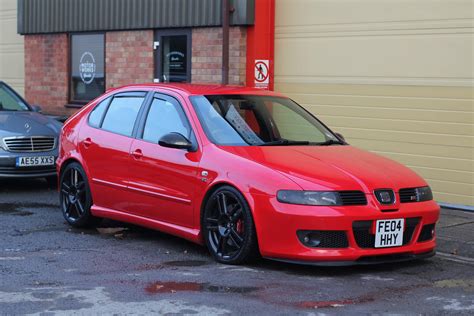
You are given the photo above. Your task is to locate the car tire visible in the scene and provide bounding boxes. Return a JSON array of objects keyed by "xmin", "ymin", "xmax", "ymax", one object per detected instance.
[
  {"xmin": 202, "ymin": 186, "xmax": 259, "ymax": 265},
  {"xmin": 59, "ymin": 162, "xmax": 100, "ymax": 227}
]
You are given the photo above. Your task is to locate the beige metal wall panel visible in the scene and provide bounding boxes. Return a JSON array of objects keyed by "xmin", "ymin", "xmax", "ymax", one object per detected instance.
[
  {"xmin": 0, "ymin": 0, "xmax": 24, "ymax": 95},
  {"xmin": 275, "ymin": 0, "xmax": 474, "ymax": 206}
]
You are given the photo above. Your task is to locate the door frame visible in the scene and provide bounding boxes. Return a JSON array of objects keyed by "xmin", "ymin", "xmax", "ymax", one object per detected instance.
[{"xmin": 154, "ymin": 28, "xmax": 192, "ymax": 83}]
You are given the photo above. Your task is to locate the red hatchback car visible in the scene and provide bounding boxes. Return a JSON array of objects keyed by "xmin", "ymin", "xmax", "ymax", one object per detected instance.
[{"xmin": 57, "ymin": 84, "xmax": 439, "ymax": 265}]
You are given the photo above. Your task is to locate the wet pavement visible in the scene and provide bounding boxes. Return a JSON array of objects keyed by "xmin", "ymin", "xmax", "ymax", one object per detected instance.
[{"xmin": 0, "ymin": 178, "xmax": 473, "ymax": 315}]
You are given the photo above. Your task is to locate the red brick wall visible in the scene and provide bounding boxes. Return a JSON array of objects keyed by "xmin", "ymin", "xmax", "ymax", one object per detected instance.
[
  {"xmin": 192, "ymin": 27, "xmax": 246, "ymax": 85},
  {"xmin": 23, "ymin": 28, "xmax": 247, "ymax": 115},
  {"xmin": 24, "ymin": 34, "xmax": 69, "ymax": 116},
  {"xmin": 105, "ymin": 31, "xmax": 154, "ymax": 89}
]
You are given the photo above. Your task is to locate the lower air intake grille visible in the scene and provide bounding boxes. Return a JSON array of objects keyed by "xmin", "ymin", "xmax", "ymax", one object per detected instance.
[
  {"xmin": 418, "ymin": 224, "xmax": 435, "ymax": 242},
  {"xmin": 339, "ymin": 191, "xmax": 367, "ymax": 205},
  {"xmin": 352, "ymin": 217, "xmax": 420, "ymax": 249},
  {"xmin": 297, "ymin": 230, "xmax": 349, "ymax": 248}
]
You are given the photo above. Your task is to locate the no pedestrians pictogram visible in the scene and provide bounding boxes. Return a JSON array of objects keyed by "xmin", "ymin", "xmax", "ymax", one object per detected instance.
[{"xmin": 254, "ymin": 60, "xmax": 269, "ymax": 85}]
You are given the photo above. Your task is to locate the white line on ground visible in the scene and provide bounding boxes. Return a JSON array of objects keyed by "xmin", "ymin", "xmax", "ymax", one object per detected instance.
[{"xmin": 437, "ymin": 252, "xmax": 474, "ymax": 266}]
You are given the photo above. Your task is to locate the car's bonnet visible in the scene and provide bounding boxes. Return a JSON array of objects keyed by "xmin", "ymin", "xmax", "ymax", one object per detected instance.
[
  {"xmin": 220, "ymin": 145, "xmax": 427, "ymax": 193},
  {"xmin": 0, "ymin": 111, "xmax": 61, "ymax": 138}
]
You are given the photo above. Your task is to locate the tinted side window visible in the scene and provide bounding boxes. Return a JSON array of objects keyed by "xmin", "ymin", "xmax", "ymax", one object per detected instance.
[
  {"xmin": 88, "ymin": 97, "xmax": 110, "ymax": 128},
  {"xmin": 101, "ymin": 96, "xmax": 144, "ymax": 137},
  {"xmin": 142, "ymin": 97, "xmax": 190, "ymax": 143}
]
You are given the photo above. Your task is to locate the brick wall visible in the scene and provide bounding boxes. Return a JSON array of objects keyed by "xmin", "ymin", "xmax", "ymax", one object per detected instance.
[
  {"xmin": 192, "ymin": 27, "xmax": 246, "ymax": 85},
  {"xmin": 24, "ymin": 34, "xmax": 69, "ymax": 116},
  {"xmin": 23, "ymin": 28, "xmax": 247, "ymax": 115},
  {"xmin": 105, "ymin": 30, "xmax": 154, "ymax": 89}
]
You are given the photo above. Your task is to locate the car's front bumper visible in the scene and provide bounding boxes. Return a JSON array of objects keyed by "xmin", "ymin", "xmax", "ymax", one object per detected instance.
[
  {"xmin": 251, "ymin": 193, "xmax": 440, "ymax": 265},
  {"xmin": 0, "ymin": 150, "xmax": 58, "ymax": 178}
]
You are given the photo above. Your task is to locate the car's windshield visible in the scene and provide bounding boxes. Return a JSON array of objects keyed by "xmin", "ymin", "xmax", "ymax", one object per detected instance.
[
  {"xmin": 0, "ymin": 84, "xmax": 30, "ymax": 111},
  {"xmin": 190, "ymin": 95, "xmax": 342, "ymax": 146}
]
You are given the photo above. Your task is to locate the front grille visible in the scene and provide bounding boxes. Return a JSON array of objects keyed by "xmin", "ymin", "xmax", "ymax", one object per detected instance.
[
  {"xmin": 352, "ymin": 217, "xmax": 420, "ymax": 249},
  {"xmin": 418, "ymin": 224, "xmax": 435, "ymax": 242},
  {"xmin": 399, "ymin": 188, "xmax": 418, "ymax": 203},
  {"xmin": 297, "ymin": 230, "xmax": 349, "ymax": 248},
  {"xmin": 3, "ymin": 136, "xmax": 56, "ymax": 152},
  {"xmin": 339, "ymin": 191, "xmax": 367, "ymax": 205}
]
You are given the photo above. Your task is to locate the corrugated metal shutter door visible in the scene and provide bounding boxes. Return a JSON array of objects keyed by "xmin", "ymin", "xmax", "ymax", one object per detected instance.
[{"xmin": 274, "ymin": 0, "xmax": 473, "ymax": 206}]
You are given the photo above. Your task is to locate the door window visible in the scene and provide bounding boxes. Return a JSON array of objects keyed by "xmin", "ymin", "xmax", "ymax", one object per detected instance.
[
  {"xmin": 101, "ymin": 95, "xmax": 145, "ymax": 137},
  {"xmin": 142, "ymin": 97, "xmax": 191, "ymax": 143}
]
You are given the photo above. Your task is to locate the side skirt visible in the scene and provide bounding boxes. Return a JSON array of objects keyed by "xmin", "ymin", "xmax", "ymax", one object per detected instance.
[{"xmin": 91, "ymin": 205, "xmax": 203, "ymax": 245}]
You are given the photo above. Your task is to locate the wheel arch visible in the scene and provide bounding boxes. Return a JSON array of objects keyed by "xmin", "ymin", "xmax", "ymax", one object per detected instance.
[
  {"xmin": 199, "ymin": 181, "xmax": 261, "ymax": 253},
  {"xmin": 199, "ymin": 182, "xmax": 256, "ymax": 222},
  {"xmin": 59, "ymin": 158, "xmax": 84, "ymax": 178}
]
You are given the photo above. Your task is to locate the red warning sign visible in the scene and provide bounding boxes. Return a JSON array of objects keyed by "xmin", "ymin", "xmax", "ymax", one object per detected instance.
[{"xmin": 254, "ymin": 60, "xmax": 269, "ymax": 88}]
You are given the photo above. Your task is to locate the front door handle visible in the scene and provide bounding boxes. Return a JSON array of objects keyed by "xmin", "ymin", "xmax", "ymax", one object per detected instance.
[{"xmin": 131, "ymin": 149, "xmax": 143, "ymax": 159}]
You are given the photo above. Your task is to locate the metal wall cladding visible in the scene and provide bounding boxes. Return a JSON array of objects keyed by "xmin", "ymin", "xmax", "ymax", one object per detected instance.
[{"xmin": 18, "ymin": 0, "xmax": 255, "ymax": 34}]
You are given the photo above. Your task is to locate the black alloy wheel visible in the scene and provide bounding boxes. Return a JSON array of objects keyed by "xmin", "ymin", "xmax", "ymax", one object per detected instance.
[
  {"xmin": 59, "ymin": 162, "xmax": 99, "ymax": 227},
  {"xmin": 202, "ymin": 186, "xmax": 259, "ymax": 264}
]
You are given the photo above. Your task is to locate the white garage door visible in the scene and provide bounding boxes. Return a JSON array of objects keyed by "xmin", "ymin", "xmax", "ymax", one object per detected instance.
[{"xmin": 274, "ymin": 0, "xmax": 474, "ymax": 206}]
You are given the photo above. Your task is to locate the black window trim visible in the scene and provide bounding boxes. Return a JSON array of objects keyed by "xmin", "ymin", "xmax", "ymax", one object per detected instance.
[
  {"xmin": 68, "ymin": 32, "xmax": 106, "ymax": 106},
  {"xmin": 136, "ymin": 92, "xmax": 198, "ymax": 151}
]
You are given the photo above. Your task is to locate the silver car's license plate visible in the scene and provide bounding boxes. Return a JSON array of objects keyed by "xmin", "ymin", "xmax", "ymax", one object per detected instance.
[{"xmin": 16, "ymin": 156, "xmax": 55, "ymax": 167}]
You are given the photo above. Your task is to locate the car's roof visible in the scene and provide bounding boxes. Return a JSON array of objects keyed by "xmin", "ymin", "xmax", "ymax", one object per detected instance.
[{"xmin": 112, "ymin": 83, "xmax": 287, "ymax": 97}]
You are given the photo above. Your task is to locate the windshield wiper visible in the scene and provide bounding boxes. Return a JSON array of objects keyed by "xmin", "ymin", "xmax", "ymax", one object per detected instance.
[
  {"xmin": 315, "ymin": 139, "xmax": 344, "ymax": 146},
  {"xmin": 260, "ymin": 139, "xmax": 310, "ymax": 146}
]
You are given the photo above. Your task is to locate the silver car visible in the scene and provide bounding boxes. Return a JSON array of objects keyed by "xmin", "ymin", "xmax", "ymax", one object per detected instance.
[{"xmin": 0, "ymin": 81, "xmax": 62, "ymax": 183}]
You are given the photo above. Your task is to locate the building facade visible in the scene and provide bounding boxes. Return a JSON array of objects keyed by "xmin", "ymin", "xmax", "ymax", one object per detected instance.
[{"xmin": 15, "ymin": 0, "xmax": 473, "ymax": 207}]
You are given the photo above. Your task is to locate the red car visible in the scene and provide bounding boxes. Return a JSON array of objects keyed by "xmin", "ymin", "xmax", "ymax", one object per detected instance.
[{"xmin": 57, "ymin": 84, "xmax": 439, "ymax": 265}]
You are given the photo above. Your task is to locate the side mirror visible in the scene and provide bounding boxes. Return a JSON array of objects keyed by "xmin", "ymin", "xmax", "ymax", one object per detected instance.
[
  {"xmin": 158, "ymin": 132, "xmax": 195, "ymax": 151},
  {"xmin": 335, "ymin": 132, "xmax": 345, "ymax": 142},
  {"xmin": 31, "ymin": 105, "xmax": 42, "ymax": 112}
]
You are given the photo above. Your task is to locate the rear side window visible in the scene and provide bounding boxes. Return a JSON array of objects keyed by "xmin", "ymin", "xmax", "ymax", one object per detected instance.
[
  {"xmin": 101, "ymin": 95, "xmax": 145, "ymax": 137},
  {"xmin": 88, "ymin": 97, "xmax": 110, "ymax": 128}
]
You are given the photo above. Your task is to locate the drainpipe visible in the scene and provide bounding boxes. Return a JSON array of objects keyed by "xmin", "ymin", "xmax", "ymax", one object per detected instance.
[{"xmin": 221, "ymin": 0, "xmax": 231, "ymax": 85}]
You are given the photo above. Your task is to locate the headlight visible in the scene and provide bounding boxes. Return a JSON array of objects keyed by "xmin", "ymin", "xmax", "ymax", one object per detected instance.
[
  {"xmin": 415, "ymin": 186, "xmax": 433, "ymax": 202},
  {"xmin": 277, "ymin": 190, "xmax": 342, "ymax": 206}
]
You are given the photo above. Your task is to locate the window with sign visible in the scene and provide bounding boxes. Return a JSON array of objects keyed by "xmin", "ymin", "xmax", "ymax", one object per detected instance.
[{"xmin": 70, "ymin": 34, "xmax": 105, "ymax": 103}]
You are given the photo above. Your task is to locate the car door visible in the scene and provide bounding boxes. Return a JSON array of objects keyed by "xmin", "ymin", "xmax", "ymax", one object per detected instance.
[
  {"xmin": 126, "ymin": 93, "xmax": 201, "ymax": 228},
  {"xmin": 79, "ymin": 91, "xmax": 148, "ymax": 212}
]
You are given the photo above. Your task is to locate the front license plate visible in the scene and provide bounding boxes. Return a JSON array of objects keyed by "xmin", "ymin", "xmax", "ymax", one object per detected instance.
[
  {"xmin": 375, "ymin": 219, "xmax": 404, "ymax": 248},
  {"xmin": 16, "ymin": 156, "xmax": 55, "ymax": 167}
]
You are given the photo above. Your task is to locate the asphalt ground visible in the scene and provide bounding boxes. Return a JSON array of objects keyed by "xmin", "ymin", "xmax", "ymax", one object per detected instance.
[{"xmin": 0, "ymin": 178, "xmax": 473, "ymax": 315}]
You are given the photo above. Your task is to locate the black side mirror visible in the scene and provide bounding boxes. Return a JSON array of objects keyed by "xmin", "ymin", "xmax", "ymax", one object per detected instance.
[
  {"xmin": 335, "ymin": 132, "xmax": 345, "ymax": 142},
  {"xmin": 31, "ymin": 105, "xmax": 42, "ymax": 112},
  {"xmin": 158, "ymin": 132, "xmax": 195, "ymax": 151}
]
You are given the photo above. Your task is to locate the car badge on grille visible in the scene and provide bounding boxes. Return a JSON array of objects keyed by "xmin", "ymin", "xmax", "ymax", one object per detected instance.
[
  {"xmin": 24, "ymin": 123, "xmax": 31, "ymax": 132},
  {"xmin": 374, "ymin": 189, "xmax": 395, "ymax": 205}
]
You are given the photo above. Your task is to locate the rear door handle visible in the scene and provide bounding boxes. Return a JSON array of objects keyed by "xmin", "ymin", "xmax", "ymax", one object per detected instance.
[
  {"xmin": 83, "ymin": 138, "xmax": 92, "ymax": 148},
  {"xmin": 131, "ymin": 149, "xmax": 143, "ymax": 159}
]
